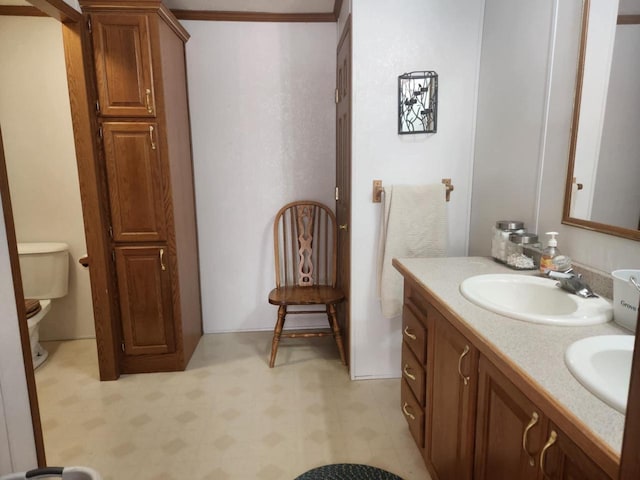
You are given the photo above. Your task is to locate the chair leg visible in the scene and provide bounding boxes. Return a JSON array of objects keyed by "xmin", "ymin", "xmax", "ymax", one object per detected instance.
[
  {"xmin": 327, "ymin": 304, "xmax": 347, "ymax": 365},
  {"xmin": 269, "ymin": 305, "xmax": 286, "ymax": 368}
]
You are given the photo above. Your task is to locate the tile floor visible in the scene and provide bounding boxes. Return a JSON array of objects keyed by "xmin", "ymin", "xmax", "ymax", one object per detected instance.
[{"xmin": 35, "ymin": 332, "xmax": 431, "ymax": 480}]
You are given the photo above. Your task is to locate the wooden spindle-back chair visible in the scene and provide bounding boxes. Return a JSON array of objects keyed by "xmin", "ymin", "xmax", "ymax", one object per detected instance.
[{"xmin": 267, "ymin": 201, "xmax": 347, "ymax": 368}]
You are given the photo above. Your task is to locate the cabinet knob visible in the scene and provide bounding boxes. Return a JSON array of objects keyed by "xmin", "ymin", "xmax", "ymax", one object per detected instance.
[{"xmin": 338, "ymin": 224, "xmax": 348, "ymax": 231}]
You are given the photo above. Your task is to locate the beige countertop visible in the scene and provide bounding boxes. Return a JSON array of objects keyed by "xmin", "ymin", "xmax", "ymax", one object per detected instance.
[{"xmin": 393, "ymin": 256, "xmax": 626, "ymax": 456}]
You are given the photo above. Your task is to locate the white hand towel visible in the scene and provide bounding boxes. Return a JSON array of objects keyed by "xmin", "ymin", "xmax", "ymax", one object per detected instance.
[{"xmin": 378, "ymin": 184, "xmax": 448, "ymax": 318}]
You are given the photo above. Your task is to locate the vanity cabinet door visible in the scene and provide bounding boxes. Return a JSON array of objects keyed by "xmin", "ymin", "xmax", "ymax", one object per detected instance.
[
  {"xmin": 115, "ymin": 246, "xmax": 175, "ymax": 356},
  {"xmin": 428, "ymin": 312, "xmax": 478, "ymax": 480},
  {"xmin": 474, "ymin": 357, "xmax": 544, "ymax": 480},
  {"xmin": 539, "ymin": 423, "xmax": 611, "ymax": 480},
  {"xmin": 90, "ymin": 13, "xmax": 156, "ymax": 117},
  {"xmin": 103, "ymin": 122, "xmax": 167, "ymax": 242}
]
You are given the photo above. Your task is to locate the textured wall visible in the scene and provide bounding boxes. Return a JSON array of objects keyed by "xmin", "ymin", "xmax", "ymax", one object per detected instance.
[
  {"xmin": 0, "ymin": 16, "xmax": 94, "ymax": 341},
  {"xmin": 185, "ymin": 21, "xmax": 337, "ymax": 333},
  {"xmin": 349, "ymin": 0, "xmax": 484, "ymax": 378}
]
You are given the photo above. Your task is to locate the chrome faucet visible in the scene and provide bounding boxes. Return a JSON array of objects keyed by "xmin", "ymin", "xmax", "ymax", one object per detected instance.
[{"xmin": 547, "ymin": 270, "xmax": 598, "ymax": 298}]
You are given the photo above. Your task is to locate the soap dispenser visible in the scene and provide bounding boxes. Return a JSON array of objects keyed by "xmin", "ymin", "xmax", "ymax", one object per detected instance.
[{"xmin": 540, "ymin": 232, "xmax": 571, "ymax": 273}]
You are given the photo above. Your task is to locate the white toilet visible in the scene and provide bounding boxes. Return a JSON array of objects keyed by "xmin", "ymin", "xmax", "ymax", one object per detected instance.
[{"xmin": 17, "ymin": 242, "xmax": 70, "ymax": 369}]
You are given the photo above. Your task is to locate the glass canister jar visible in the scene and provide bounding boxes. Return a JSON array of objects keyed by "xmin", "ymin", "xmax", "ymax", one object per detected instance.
[
  {"xmin": 506, "ymin": 233, "xmax": 541, "ymax": 270},
  {"xmin": 491, "ymin": 221, "xmax": 524, "ymax": 263}
]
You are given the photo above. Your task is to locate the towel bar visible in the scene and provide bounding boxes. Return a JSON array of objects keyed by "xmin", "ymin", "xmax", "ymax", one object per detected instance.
[{"xmin": 372, "ymin": 179, "xmax": 454, "ymax": 203}]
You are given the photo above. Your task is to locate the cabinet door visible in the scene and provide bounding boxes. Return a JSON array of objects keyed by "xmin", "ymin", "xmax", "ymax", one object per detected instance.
[
  {"xmin": 115, "ymin": 246, "xmax": 175, "ymax": 356},
  {"xmin": 428, "ymin": 313, "xmax": 478, "ymax": 480},
  {"xmin": 91, "ymin": 13, "xmax": 156, "ymax": 117},
  {"xmin": 474, "ymin": 357, "xmax": 544, "ymax": 480},
  {"xmin": 539, "ymin": 423, "xmax": 611, "ymax": 480},
  {"xmin": 103, "ymin": 122, "xmax": 166, "ymax": 242}
]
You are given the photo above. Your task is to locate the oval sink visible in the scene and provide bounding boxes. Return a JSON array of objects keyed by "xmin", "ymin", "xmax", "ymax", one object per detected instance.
[
  {"xmin": 459, "ymin": 274, "xmax": 612, "ymax": 326},
  {"xmin": 565, "ymin": 335, "xmax": 634, "ymax": 413}
]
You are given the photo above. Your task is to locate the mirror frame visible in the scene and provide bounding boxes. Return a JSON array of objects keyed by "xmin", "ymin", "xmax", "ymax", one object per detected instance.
[{"xmin": 562, "ymin": 0, "xmax": 640, "ymax": 241}]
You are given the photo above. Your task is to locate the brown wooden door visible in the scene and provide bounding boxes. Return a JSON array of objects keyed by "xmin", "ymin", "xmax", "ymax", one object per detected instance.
[
  {"xmin": 474, "ymin": 357, "xmax": 544, "ymax": 480},
  {"xmin": 91, "ymin": 13, "xmax": 156, "ymax": 117},
  {"xmin": 540, "ymin": 423, "xmax": 610, "ymax": 480},
  {"xmin": 429, "ymin": 313, "xmax": 478, "ymax": 480},
  {"xmin": 115, "ymin": 246, "xmax": 175, "ymax": 356},
  {"xmin": 103, "ymin": 122, "xmax": 166, "ymax": 242},
  {"xmin": 335, "ymin": 17, "xmax": 351, "ymax": 368}
]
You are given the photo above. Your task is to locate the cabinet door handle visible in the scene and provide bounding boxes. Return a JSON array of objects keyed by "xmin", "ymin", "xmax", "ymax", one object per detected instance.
[
  {"xmin": 457, "ymin": 345, "xmax": 470, "ymax": 385},
  {"xmin": 145, "ymin": 88, "xmax": 153, "ymax": 113},
  {"xmin": 159, "ymin": 248, "xmax": 166, "ymax": 271},
  {"xmin": 403, "ymin": 364, "xmax": 416, "ymax": 381},
  {"xmin": 403, "ymin": 326, "xmax": 417, "ymax": 340},
  {"xmin": 522, "ymin": 412, "xmax": 540, "ymax": 466},
  {"xmin": 402, "ymin": 402, "xmax": 415, "ymax": 420},
  {"xmin": 539, "ymin": 430, "xmax": 557, "ymax": 478},
  {"xmin": 149, "ymin": 125, "xmax": 156, "ymax": 150}
]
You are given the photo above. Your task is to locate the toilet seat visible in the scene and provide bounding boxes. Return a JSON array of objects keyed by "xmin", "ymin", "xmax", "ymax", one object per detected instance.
[
  {"xmin": 25, "ymin": 299, "xmax": 41, "ymax": 319},
  {"xmin": 26, "ymin": 300, "xmax": 51, "ymax": 329}
]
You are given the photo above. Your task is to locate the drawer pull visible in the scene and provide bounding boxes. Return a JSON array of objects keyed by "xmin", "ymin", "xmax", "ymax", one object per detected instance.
[
  {"xmin": 457, "ymin": 344, "xmax": 470, "ymax": 386},
  {"xmin": 403, "ymin": 364, "xmax": 416, "ymax": 381},
  {"xmin": 540, "ymin": 430, "xmax": 557, "ymax": 477},
  {"xmin": 403, "ymin": 326, "xmax": 417, "ymax": 340},
  {"xmin": 522, "ymin": 412, "xmax": 540, "ymax": 466},
  {"xmin": 402, "ymin": 402, "xmax": 415, "ymax": 420}
]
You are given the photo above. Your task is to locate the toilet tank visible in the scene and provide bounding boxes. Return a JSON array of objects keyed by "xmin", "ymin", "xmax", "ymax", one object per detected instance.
[{"xmin": 17, "ymin": 242, "xmax": 70, "ymax": 299}]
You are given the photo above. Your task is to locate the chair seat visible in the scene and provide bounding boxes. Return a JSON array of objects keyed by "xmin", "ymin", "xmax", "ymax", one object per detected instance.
[{"xmin": 268, "ymin": 285, "xmax": 345, "ymax": 306}]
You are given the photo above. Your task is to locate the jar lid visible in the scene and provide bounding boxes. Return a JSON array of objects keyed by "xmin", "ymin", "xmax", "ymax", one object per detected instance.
[
  {"xmin": 496, "ymin": 220, "xmax": 524, "ymax": 230},
  {"xmin": 509, "ymin": 232, "xmax": 539, "ymax": 244}
]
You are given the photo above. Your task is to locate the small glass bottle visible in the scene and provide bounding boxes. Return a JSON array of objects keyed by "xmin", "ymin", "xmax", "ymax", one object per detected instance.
[
  {"xmin": 506, "ymin": 233, "xmax": 540, "ymax": 270},
  {"xmin": 491, "ymin": 221, "xmax": 524, "ymax": 263}
]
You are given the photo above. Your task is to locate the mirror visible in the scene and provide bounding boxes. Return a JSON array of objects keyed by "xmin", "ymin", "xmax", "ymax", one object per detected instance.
[{"xmin": 563, "ymin": 0, "xmax": 640, "ymax": 241}]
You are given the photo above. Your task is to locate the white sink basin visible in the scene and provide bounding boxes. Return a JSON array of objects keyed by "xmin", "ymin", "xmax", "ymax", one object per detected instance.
[
  {"xmin": 460, "ymin": 274, "xmax": 612, "ymax": 326},
  {"xmin": 565, "ymin": 335, "xmax": 634, "ymax": 413}
]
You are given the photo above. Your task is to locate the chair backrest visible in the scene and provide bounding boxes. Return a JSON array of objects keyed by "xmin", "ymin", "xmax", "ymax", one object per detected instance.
[{"xmin": 273, "ymin": 201, "xmax": 338, "ymax": 288}]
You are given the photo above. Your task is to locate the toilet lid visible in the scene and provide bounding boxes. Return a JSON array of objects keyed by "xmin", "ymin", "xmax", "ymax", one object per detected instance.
[{"xmin": 25, "ymin": 299, "xmax": 41, "ymax": 319}]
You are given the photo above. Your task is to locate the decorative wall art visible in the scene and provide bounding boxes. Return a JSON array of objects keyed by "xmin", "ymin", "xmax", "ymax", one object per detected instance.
[{"xmin": 398, "ymin": 71, "xmax": 438, "ymax": 134}]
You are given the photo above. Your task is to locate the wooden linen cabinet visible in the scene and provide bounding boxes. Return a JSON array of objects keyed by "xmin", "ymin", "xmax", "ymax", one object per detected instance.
[{"xmin": 81, "ymin": 0, "xmax": 202, "ymax": 374}]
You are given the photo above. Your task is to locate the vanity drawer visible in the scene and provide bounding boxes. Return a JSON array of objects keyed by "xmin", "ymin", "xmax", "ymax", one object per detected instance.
[
  {"xmin": 402, "ymin": 342, "xmax": 426, "ymax": 406},
  {"xmin": 403, "ymin": 305, "xmax": 427, "ymax": 364},
  {"xmin": 401, "ymin": 378, "xmax": 425, "ymax": 448}
]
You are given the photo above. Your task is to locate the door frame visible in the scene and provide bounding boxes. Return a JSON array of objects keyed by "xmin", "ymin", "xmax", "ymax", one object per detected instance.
[
  {"xmin": 0, "ymin": 0, "xmax": 121, "ymax": 466},
  {"xmin": 335, "ymin": 15, "xmax": 352, "ymax": 369},
  {"xmin": 0, "ymin": 129, "xmax": 46, "ymax": 467}
]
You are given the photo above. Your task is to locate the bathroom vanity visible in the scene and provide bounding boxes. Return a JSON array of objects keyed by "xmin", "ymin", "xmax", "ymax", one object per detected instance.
[{"xmin": 394, "ymin": 257, "xmax": 625, "ymax": 480}]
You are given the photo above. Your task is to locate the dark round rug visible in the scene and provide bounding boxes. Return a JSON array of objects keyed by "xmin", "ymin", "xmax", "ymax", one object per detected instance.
[{"xmin": 294, "ymin": 463, "xmax": 404, "ymax": 480}]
